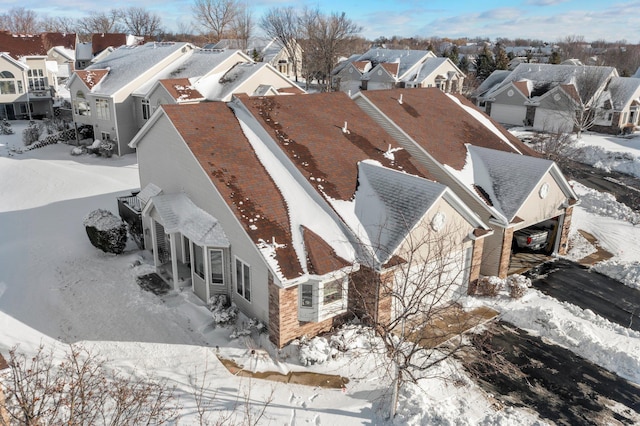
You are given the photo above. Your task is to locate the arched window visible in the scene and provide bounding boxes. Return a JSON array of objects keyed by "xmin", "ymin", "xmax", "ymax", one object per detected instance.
[
  {"xmin": 0, "ymin": 70, "xmax": 16, "ymax": 94},
  {"xmin": 74, "ymin": 91, "xmax": 91, "ymax": 116}
]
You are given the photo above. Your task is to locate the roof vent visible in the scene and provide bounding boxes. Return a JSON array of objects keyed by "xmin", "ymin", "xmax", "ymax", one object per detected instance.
[
  {"xmin": 342, "ymin": 121, "xmax": 350, "ymax": 134},
  {"xmin": 398, "ymin": 94, "xmax": 403, "ymax": 104}
]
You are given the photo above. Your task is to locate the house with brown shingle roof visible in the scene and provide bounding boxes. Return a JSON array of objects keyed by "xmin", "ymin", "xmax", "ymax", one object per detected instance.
[
  {"xmin": 128, "ymin": 91, "xmax": 491, "ymax": 347},
  {"xmin": 352, "ymin": 87, "xmax": 578, "ymax": 278}
]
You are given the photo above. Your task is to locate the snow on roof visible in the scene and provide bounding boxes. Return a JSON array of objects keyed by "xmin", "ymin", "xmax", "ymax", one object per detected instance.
[
  {"xmin": 486, "ymin": 63, "xmax": 617, "ymax": 102},
  {"xmin": 605, "ymin": 77, "xmax": 640, "ymax": 110},
  {"xmin": 137, "ymin": 182, "xmax": 162, "ymax": 208},
  {"xmin": 50, "ymin": 46, "xmax": 75, "ymax": 61},
  {"xmin": 474, "ymin": 70, "xmax": 511, "ymax": 97},
  {"xmin": 446, "ymin": 93, "xmax": 523, "ymax": 154},
  {"xmin": 197, "ymin": 62, "xmax": 267, "ymax": 101},
  {"xmin": 408, "ymin": 57, "xmax": 452, "ymax": 83},
  {"xmin": 149, "ymin": 193, "xmax": 230, "ymax": 247},
  {"xmin": 448, "ymin": 145, "xmax": 554, "ymax": 223},
  {"xmin": 232, "ymin": 102, "xmax": 356, "ymax": 280},
  {"xmin": 75, "ymin": 42, "xmax": 93, "ymax": 61},
  {"xmin": 85, "ymin": 42, "xmax": 192, "ymax": 95},
  {"xmin": 356, "ymin": 48, "xmax": 435, "ymax": 80},
  {"xmin": 330, "ymin": 160, "xmax": 447, "ymax": 265}
]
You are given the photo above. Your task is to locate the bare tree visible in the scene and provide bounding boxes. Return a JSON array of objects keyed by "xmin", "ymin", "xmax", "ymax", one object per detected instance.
[
  {"xmin": 0, "ymin": 344, "xmax": 178, "ymax": 425},
  {"xmin": 120, "ymin": 7, "xmax": 163, "ymax": 38},
  {"xmin": 230, "ymin": 3, "xmax": 253, "ymax": 51},
  {"xmin": 348, "ymin": 220, "xmax": 488, "ymax": 417},
  {"xmin": 299, "ymin": 8, "xmax": 362, "ymax": 91},
  {"xmin": 260, "ymin": 6, "xmax": 302, "ymax": 81},
  {"xmin": 1, "ymin": 8, "xmax": 40, "ymax": 34},
  {"xmin": 192, "ymin": 0, "xmax": 240, "ymax": 43},
  {"xmin": 40, "ymin": 16, "xmax": 78, "ymax": 34},
  {"xmin": 76, "ymin": 10, "xmax": 123, "ymax": 39}
]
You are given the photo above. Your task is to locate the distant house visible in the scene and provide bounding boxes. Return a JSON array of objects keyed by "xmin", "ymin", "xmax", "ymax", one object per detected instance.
[
  {"xmin": 332, "ymin": 48, "xmax": 465, "ymax": 95},
  {"xmin": 352, "ymin": 88, "xmax": 578, "ymax": 278},
  {"xmin": 0, "ymin": 31, "xmax": 77, "ymax": 119},
  {"xmin": 68, "ymin": 42, "xmax": 304, "ymax": 156},
  {"xmin": 128, "ymin": 92, "xmax": 491, "ymax": 347},
  {"xmin": 206, "ymin": 38, "xmax": 303, "ymax": 81},
  {"xmin": 474, "ymin": 63, "xmax": 639, "ymax": 135},
  {"xmin": 75, "ymin": 33, "xmax": 130, "ymax": 70}
]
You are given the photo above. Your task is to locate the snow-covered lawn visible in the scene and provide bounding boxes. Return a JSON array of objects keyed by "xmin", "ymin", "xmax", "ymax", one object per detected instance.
[{"xmin": 1, "ymin": 121, "xmax": 639, "ymax": 424}]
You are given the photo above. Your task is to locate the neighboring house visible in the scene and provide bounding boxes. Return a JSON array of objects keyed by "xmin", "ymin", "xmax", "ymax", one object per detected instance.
[
  {"xmin": 75, "ymin": 33, "xmax": 128, "ymax": 70},
  {"xmin": 47, "ymin": 46, "xmax": 75, "ymax": 81},
  {"xmin": 332, "ymin": 48, "xmax": 465, "ymax": 95},
  {"xmin": 474, "ymin": 63, "xmax": 633, "ymax": 134},
  {"xmin": 207, "ymin": 38, "xmax": 303, "ymax": 81},
  {"xmin": 0, "ymin": 53, "xmax": 29, "ymax": 120},
  {"xmin": 128, "ymin": 92, "xmax": 491, "ymax": 347},
  {"xmin": 352, "ymin": 88, "xmax": 578, "ymax": 278},
  {"xmin": 132, "ymin": 49, "xmax": 304, "ymax": 130},
  {"xmin": 67, "ymin": 42, "xmax": 197, "ymax": 155},
  {"xmin": 68, "ymin": 43, "xmax": 304, "ymax": 156},
  {"xmin": 0, "ymin": 31, "xmax": 77, "ymax": 119}
]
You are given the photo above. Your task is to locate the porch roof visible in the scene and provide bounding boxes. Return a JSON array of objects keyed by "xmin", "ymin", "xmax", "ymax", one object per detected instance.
[{"xmin": 149, "ymin": 193, "xmax": 230, "ymax": 247}]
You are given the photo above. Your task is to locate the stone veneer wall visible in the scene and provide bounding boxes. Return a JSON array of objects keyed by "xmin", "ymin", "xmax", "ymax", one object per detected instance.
[
  {"xmin": 467, "ymin": 238, "xmax": 485, "ymax": 294},
  {"xmin": 498, "ymin": 227, "xmax": 514, "ymax": 278},
  {"xmin": 557, "ymin": 206, "xmax": 573, "ymax": 255}
]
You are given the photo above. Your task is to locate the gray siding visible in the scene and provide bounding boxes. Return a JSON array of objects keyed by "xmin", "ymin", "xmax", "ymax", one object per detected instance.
[{"xmin": 137, "ymin": 115, "xmax": 274, "ymax": 323}]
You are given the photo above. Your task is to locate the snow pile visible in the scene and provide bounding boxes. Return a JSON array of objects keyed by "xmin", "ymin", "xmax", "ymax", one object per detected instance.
[
  {"xmin": 571, "ymin": 181, "xmax": 640, "ymax": 224},
  {"xmin": 564, "ymin": 227, "xmax": 597, "ymax": 261},
  {"xmin": 474, "ymin": 290, "xmax": 640, "ymax": 385},
  {"xmin": 299, "ymin": 335, "xmax": 335, "ymax": 366},
  {"xmin": 575, "ymin": 140, "xmax": 640, "ymax": 179},
  {"xmin": 592, "ymin": 260, "xmax": 640, "ymax": 290}
]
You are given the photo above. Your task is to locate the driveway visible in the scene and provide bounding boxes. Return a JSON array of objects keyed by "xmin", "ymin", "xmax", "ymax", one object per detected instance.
[
  {"xmin": 527, "ymin": 259, "xmax": 640, "ymax": 332},
  {"xmin": 463, "ymin": 321, "xmax": 640, "ymax": 425}
]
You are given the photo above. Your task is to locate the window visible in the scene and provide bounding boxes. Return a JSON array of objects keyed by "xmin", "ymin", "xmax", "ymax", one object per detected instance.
[
  {"xmin": 17, "ymin": 81, "xmax": 22, "ymax": 94},
  {"xmin": 193, "ymin": 243, "xmax": 205, "ymax": 279},
  {"xmin": 0, "ymin": 71, "xmax": 14, "ymax": 78},
  {"xmin": 0, "ymin": 81, "xmax": 15, "ymax": 94},
  {"xmin": 27, "ymin": 69, "xmax": 46, "ymax": 91},
  {"xmin": 301, "ymin": 285, "xmax": 313, "ymax": 307},
  {"xmin": 235, "ymin": 258, "xmax": 251, "ymax": 301},
  {"xmin": 100, "ymin": 131, "xmax": 111, "ymax": 141},
  {"xmin": 209, "ymin": 249, "xmax": 224, "ymax": 285},
  {"xmin": 323, "ymin": 279, "xmax": 343, "ymax": 304},
  {"xmin": 95, "ymin": 99, "xmax": 110, "ymax": 120},
  {"xmin": 74, "ymin": 91, "xmax": 90, "ymax": 116},
  {"xmin": 142, "ymin": 99, "xmax": 150, "ymax": 120}
]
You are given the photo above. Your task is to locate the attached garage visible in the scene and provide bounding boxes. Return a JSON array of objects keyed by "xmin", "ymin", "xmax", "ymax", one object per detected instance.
[
  {"xmin": 533, "ymin": 108, "xmax": 573, "ymax": 133},
  {"xmin": 490, "ymin": 104, "xmax": 527, "ymax": 126}
]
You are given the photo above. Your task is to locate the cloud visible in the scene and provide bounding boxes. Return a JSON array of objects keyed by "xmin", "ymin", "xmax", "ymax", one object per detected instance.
[{"xmin": 526, "ymin": 0, "xmax": 572, "ymax": 5}]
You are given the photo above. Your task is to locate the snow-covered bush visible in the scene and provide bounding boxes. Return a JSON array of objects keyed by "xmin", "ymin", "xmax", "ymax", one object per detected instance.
[
  {"xmin": 229, "ymin": 317, "xmax": 265, "ymax": 339},
  {"xmin": 22, "ymin": 121, "xmax": 44, "ymax": 146},
  {"xmin": 99, "ymin": 140, "xmax": 115, "ymax": 157},
  {"xmin": 298, "ymin": 335, "xmax": 336, "ymax": 366},
  {"xmin": 506, "ymin": 274, "xmax": 531, "ymax": 299},
  {"xmin": 208, "ymin": 294, "xmax": 238, "ymax": 325},
  {"xmin": 83, "ymin": 209, "xmax": 128, "ymax": 254},
  {"xmin": 1, "ymin": 118, "xmax": 13, "ymax": 135},
  {"xmin": 472, "ymin": 276, "xmax": 503, "ymax": 297}
]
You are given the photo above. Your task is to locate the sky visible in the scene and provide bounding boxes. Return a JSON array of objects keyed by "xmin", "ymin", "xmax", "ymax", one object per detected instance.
[{"xmin": 5, "ymin": 0, "xmax": 640, "ymax": 43}]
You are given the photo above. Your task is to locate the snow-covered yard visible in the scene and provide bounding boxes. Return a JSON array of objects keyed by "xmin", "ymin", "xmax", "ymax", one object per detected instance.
[{"xmin": 1, "ymin": 121, "xmax": 639, "ymax": 424}]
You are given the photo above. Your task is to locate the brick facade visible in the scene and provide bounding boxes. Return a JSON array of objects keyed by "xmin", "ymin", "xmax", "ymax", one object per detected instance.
[
  {"xmin": 557, "ymin": 206, "xmax": 573, "ymax": 255},
  {"xmin": 467, "ymin": 238, "xmax": 484, "ymax": 294},
  {"xmin": 268, "ymin": 274, "xmax": 347, "ymax": 348},
  {"xmin": 498, "ymin": 228, "xmax": 514, "ymax": 278}
]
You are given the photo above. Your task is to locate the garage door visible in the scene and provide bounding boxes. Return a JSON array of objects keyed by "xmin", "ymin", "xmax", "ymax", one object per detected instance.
[
  {"xmin": 533, "ymin": 108, "xmax": 573, "ymax": 133},
  {"xmin": 392, "ymin": 247, "xmax": 472, "ymax": 321},
  {"xmin": 490, "ymin": 104, "xmax": 527, "ymax": 126}
]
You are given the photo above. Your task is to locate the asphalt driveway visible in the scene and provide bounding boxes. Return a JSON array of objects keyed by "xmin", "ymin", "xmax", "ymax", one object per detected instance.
[{"xmin": 527, "ymin": 259, "xmax": 640, "ymax": 332}]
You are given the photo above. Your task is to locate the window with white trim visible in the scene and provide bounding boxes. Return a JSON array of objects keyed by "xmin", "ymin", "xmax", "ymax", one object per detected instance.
[
  {"xmin": 142, "ymin": 99, "xmax": 150, "ymax": 120},
  {"xmin": 235, "ymin": 257, "xmax": 251, "ymax": 301},
  {"xmin": 323, "ymin": 278, "xmax": 343, "ymax": 304},
  {"xmin": 95, "ymin": 98, "xmax": 110, "ymax": 120},
  {"xmin": 209, "ymin": 249, "xmax": 224, "ymax": 285},
  {"xmin": 301, "ymin": 284, "xmax": 313, "ymax": 308},
  {"xmin": 27, "ymin": 69, "xmax": 45, "ymax": 91}
]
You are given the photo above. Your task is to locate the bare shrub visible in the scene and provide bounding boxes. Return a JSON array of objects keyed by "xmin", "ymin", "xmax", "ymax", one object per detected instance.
[
  {"xmin": 473, "ymin": 276, "xmax": 503, "ymax": 297},
  {"xmin": 0, "ymin": 344, "xmax": 178, "ymax": 425}
]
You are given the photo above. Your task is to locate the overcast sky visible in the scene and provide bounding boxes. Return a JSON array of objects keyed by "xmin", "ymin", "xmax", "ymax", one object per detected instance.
[{"xmin": 6, "ymin": 0, "xmax": 640, "ymax": 43}]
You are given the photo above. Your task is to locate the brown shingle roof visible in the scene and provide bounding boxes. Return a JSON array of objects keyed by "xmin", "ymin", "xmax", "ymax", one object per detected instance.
[
  {"xmin": 91, "ymin": 33, "xmax": 127, "ymax": 55},
  {"xmin": 513, "ymin": 80, "xmax": 530, "ymax": 98},
  {"xmin": 236, "ymin": 91, "xmax": 435, "ymax": 202},
  {"xmin": 74, "ymin": 69, "xmax": 109, "ymax": 90},
  {"xmin": 380, "ymin": 62, "xmax": 399, "ymax": 77},
  {"xmin": 302, "ymin": 226, "xmax": 350, "ymax": 275},
  {"xmin": 360, "ymin": 88, "xmax": 539, "ymax": 171},
  {"xmin": 161, "ymin": 102, "xmax": 304, "ymax": 280},
  {"xmin": 352, "ymin": 61, "xmax": 370, "ymax": 73},
  {"xmin": 159, "ymin": 79, "xmax": 204, "ymax": 102},
  {"xmin": 0, "ymin": 31, "xmax": 75, "ymax": 58}
]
